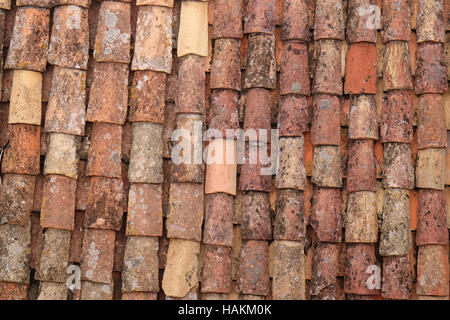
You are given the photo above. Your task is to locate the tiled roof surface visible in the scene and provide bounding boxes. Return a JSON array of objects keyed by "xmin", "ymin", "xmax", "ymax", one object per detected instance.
[{"xmin": 0, "ymin": 0, "xmax": 448, "ymax": 300}]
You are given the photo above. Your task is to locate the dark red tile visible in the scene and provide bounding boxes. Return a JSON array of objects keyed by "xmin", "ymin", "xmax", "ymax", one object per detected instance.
[
  {"xmin": 279, "ymin": 40, "xmax": 310, "ymax": 96},
  {"xmin": 311, "ymin": 94, "xmax": 340, "ymax": 146},
  {"xmin": 414, "ymin": 42, "xmax": 448, "ymax": 94},
  {"xmin": 212, "ymin": 0, "xmax": 243, "ymax": 39},
  {"xmin": 344, "ymin": 43, "xmax": 377, "ymax": 94},
  {"xmin": 347, "ymin": 140, "xmax": 376, "ymax": 192},
  {"xmin": 203, "ymin": 193, "xmax": 234, "ymax": 247},
  {"xmin": 416, "ymin": 189, "xmax": 448, "ymax": 245},
  {"xmin": 281, "ymin": 0, "xmax": 309, "ymax": 41},
  {"xmin": 244, "ymin": 0, "xmax": 276, "ymax": 34},
  {"xmin": 310, "ymin": 188, "xmax": 342, "ymax": 242}
]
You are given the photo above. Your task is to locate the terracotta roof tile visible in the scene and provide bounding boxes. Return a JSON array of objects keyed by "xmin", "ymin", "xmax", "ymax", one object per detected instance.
[
  {"xmin": 80, "ymin": 281, "xmax": 113, "ymax": 300},
  {"xmin": 383, "ymin": 41, "xmax": 413, "ymax": 91},
  {"xmin": 45, "ymin": 67, "xmax": 86, "ymax": 135},
  {"xmin": 177, "ymin": 0, "xmax": 208, "ymax": 57},
  {"xmin": 417, "ymin": 94, "xmax": 446, "ymax": 149},
  {"xmin": 0, "ymin": 224, "xmax": 31, "ymax": 284},
  {"xmin": 241, "ymin": 191, "xmax": 272, "ymax": 240},
  {"xmin": 281, "ymin": 0, "xmax": 309, "ymax": 41},
  {"xmin": 278, "ymin": 95, "xmax": 310, "ymax": 136},
  {"xmin": 35, "ymin": 228, "xmax": 71, "ymax": 283},
  {"xmin": 346, "ymin": 0, "xmax": 377, "ymax": 43},
  {"xmin": 347, "ymin": 140, "xmax": 376, "ymax": 192},
  {"xmin": 238, "ymin": 145, "xmax": 272, "ymax": 192},
  {"xmin": 417, "ymin": 244, "xmax": 449, "ymax": 296},
  {"xmin": 415, "ymin": 148, "xmax": 446, "ymax": 190},
  {"xmin": 122, "ymin": 236, "xmax": 159, "ymax": 292},
  {"xmin": 201, "ymin": 245, "xmax": 232, "ymax": 293},
  {"xmin": 41, "ymin": 174, "xmax": 76, "ymax": 230},
  {"xmin": 414, "ymin": 42, "xmax": 448, "ymax": 94},
  {"xmin": 0, "ymin": 174, "xmax": 35, "ymax": 226},
  {"xmin": 1, "ymin": 124, "xmax": 40, "ymax": 175},
  {"xmin": 244, "ymin": 33, "xmax": 276, "ymax": 89},
  {"xmin": 279, "ymin": 40, "xmax": 310, "ymax": 95},
  {"xmin": 0, "ymin": 0, "xmax": 10, "ymax": 9},
  {"xmin": 311, "ymin": 146, "xmax": 342, "ymax": 188},
  {"xmin": 209, "ymin": 89, "xmax": 239, "ymax": 135},
  {"xmin": 416, "ymin": 189, "xmax": 448, "ymax": 245},
  {"xmin": 312, "ymin": 40, "xmax": 342, "ymax": 95},
  {"xmin": 311, "ymin": 94, "xmax": 340, "ymax": 146},
  {"xmin": 379, "ymin": 188, "xmax": 412, "ymax": 256},
  {"xmin": 244, "ymin": 0, "xmax": 276, "ymax": 34},
  {"xmin": 29, "ymin": 212, "xmax": 42, "ymax": 269},
  {"xmin": 380, "ymin": 90, "xmax": 413, "ymax": 143},
  {"xmin": 382, "ymin": 142, "xmax": 414, "ymax": 189},
  {"xmin": 313, "ymin": 0, "xmax": 345, "ymax": 41},
  {"xmin": 54, "ymin": 0, "xmax": 89, "ymax": 8},
  {"xmin": 131, "ymin": 5, "xmax": 172, "ymax": 72},
  {"xmin": 276, "ymin": 136, "xmax": 306, "ymax": 190},
  {"xmin": 349, "ymin": 95, "xmax": 378, "ymax": 140},
  {"xmin": 345, "ymin": 43, "xmax": 377, "ymax": 94},
  {"xmin": 344, "ymin": 243, "xmax": 381, "ymax": 295},
  {"xmin": 210, "ymin": 38, "xmax": 241, "ymax": 91},
  {"xmin": 212, "ymin": 0, "xmax": 242, "ymax": 39},
  {"xmin": 176, "ymin": 54, "xmax": 205, "ymax": 114},
  {"xmin": 274, "ymin": 189, "xmax": 305, "ymax": 241},
  {"xmin": 121, "ymin": 292, "xmax": 158, "ymax": 300},
  {"xmin": 309, "ymin": 187, "xmax": 342, "ymax": 242},
  {"xmin": 69, "ymin": 211, "xmax": 84, "ymax": 263},
  {"xmin": 5, "ymin": 7, "xmax": 49, "ymax": 72},
  {"xmin": 382, "ymin": 0, "xmax": 411, "ymax": 42},
  {"xmin": 310, "ymin": 242, "xmax": 339, "ymax": 298},
  {"xmin": 416, "ymin": 0, "xmax": 445, "ymax": 43},
  {"xmin": 0, "ymin": 282, "xmax": 28, "ymax": 300},
  {"xmin": 86, "ymin": 62, "xmax": 129, "ymax": 124},
  {"xmin": 238, "ymin": 240, "xmax": 270, "ymax": 296},
  {"xmin": 15, "ymin": 0, "xmax": 52, "ymax": 7},
  {"xmin": 9, "ymin": 70, "xmax": 42, "ymax": 125},
  {"xmin": 272, "ymin": 240, "xmax": 305, "ymax": 300},
  {"xmin": 48, "ymin": 5, "xmax": 89, "ymax": 70},
  {"xmin": 381, "ymin": 255, "xmax": 413, "ymax": 300},
  {"xmin": 346, "ymin": 191, "xmax": 378, "ymax": 243},
  {"xmin": 203, "ymin": 193, "xmax": 233, "ymax": 246},
  {"xmin": 84, "ymin": 176, "xmax": 123, "ymax": 230}
]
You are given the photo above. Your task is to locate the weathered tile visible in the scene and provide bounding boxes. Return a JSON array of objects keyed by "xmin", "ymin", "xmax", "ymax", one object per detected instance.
[
  {"xmin": 5, "ymin": 7, "xmax": 49, "ymax": 72},
  {"xmin": 94, "ymin": 1, "xmax": 131, "ymax": 63},
  {"xmin": 0, "ymin": 174, "xmax": 35, "ymax": 226},
  {"xmin": 9, "ymin": 70, "xmax": 42, "ymax": 125},
  {"xmin": 131, "ymin": 5, "xmax": 172, "ymax": 72},
  {"xmin": 279, "ymin": 41, "xmax": 310, "ymax": 96},
  {"xmin": 310, "ymin": 187, "xmax": 342, "ymax": 242},
  {"xmin": 54, "ymin": 0, "xmax": 89, "ymax": 7},
  {"xmin": 311, "ymin": 94, "xmax": 340, "ymax": 146},
  {"xmin": 48, "ymin": 5, "xmax": 89, "ymax": 70},
  {"xmin": 0, "ymin": 0, "xmax": 10, "ymax": 8},
  {"xmin": 244, "ymin": 0, "xmax": 276, "ymax": 34},
  {"xmin": 0, "ymin": 224, "xmax": 31, "ymax": 284},
  {"xmin": 201, "ymin": 245, "xmax": 232, "ymax": 293},
  {"xmin": 128, "ymin": 123, "xmax": 163, "ymax": 183},
  {"xmin": 122, "ymin": 236, "xmax": 159, "ymax": 293},
  {"xmin": 212, "ymin": 0, "xmax": 242, "ymax": 39},
  {"xmin": 241, "ymin": 191, "xmax": 272, "ymax": 241},
  {"xmin": 379, "ymin": 188, "xmax": 412, "ymax": 256},
  {"xmin": 44, "ymin": 133, "xmax": 79, "ymax": 179},
  {"xmin": 86, "ymin": 62, "xmax": 129, "ymax": 124},
  {"xmin": 347, "ymin": 140, "xmax": 376, "ymax": 192},
  {"xmin": 381, "ymin": 255, "xmax": 412, "ymax": 300},
  {"xmin": 243, "ymin": 88, "xmax": 272, "ymax": 137},
  {"xmin": 272, "ymin": 240, "xmax": 305, "ymax": 300},
  {"xmin": 414, "ymin": 43, "xmax": 448, "ymax": 94},
  {"xmin": 171, "ymin": 114, "xmax": 204, "ymax": 183},
  {"xmin": 312, "ymin": 40, "xmax": 342, "ymax": 95},
  {"xmin": 210, "ymin": 38, "xmax": 241, "ymax": 91},
  {"xmin": 176, "ymin": 54, "xmax": 205, "ymax": 114},
  {"xmin": 383, "ymin": 41, "xmax": 413, "ymax": 91},
  {"xmin": 37, "ymin": 282, "xmax": 68, "ymax": 300},
  {"xmin": 345, "ymin": 191, "xmax": 378, "ymax": 243},
  {"xmin": 85, "ymin": 177, "xmax": 123, "ymax": 231},
  {"xmin": 382, "ymin": 143, "xmax": 414, "ymax": 189},
  {"xmin": 162, "ymin": 238, "xmax": 200, "ymax": 298},
  {"xmin": 313, "ymin": 0, "xmax": 345, "ymax": 40},
  {"xmin": 344, "ymin": 43, "xmax": 377, "ymax": 94},
  {"xmin": 136, "ymin": 0, "xmax": 173, "ymax": 6},
  {"xmin": 203, "ymin": 193, "xmax": 233, "ymax": 246},
  {"xmin": 41, "ymin": 175, "xmax": 76, "ymax": 231},
  {"xmin": 237, "ymin": 240, "xmax": 270, "ymax": 296},
  {"xmin": 281, "ymin": 0, "xmax": 309, "ymax": 41},
  {"xmin": 1, "ymin": 124, "xmax": 40, "ymax": 175},
  {"xmin": 45, "ymin": 66, "xmax": 86, "ymax": 136},
  {"xmin": 86, "ymin": 122, "xmax": 122, "ymax": 178},
  {"xmin": 205, "ymin": 138, "xmax": 237, "ymax": 195},
  {"xmin": 416, "ymin": 0, "xmax": 445, "ymax": 43},
  {"xmin": 311, "ymin": 146, "xmax": 342, "ymax": 188},
  {"xmin": 244, "ymin": 33, "xmax": 277, "ymax": 89},
  {"xmin": 0, "ymin": 282, "xmax": 28, "ymax": 300},
  {"xmin": 121, "ymin": 292, "xmax": 157, "ymax": 300},
  {"xmin": 81, "ymin": 228, "xmax": 116, "ymax": 284},
  {"xmin": 416, "ymin": 189, "xmax": 448, "ymax": 245},
  {"xmin": 209, "ymin": 90, "xmax": 239, "ymax": 136},
  {"xmin": 416, "ymin": 244, "xmax": 449, "ymax": 296},
  {"xmin": 274, "ymin": 189, "xmax": 305, "ymax": 241},
  {"xmin": 347, "ymin": 0, "xmax": 377, "ymax": 43},
  {"xmin": 415, "ymin": 148, "xmax": 445, "ymax": 190},
  {"xmin": 80, "ymin": 281, "xmax": 113, "ymax": 300},
  {"xmin": 129, "ymin": 71, "xmax": 166, "ymax": 123},
  {"xmin": 278, "ymin": 95, "xmax": 310, "ymax": 137},
  {"xmin": 349, "ymin": 95, "xmax": 378, "ymax": 140},
  {"xmin": 344, "ymin": 244, "xmax": 380, "ymax": 295},
  {"xmin": 35, "ymin": 228, "xmax": 71, "ymax": 283},
  {"xmin": 310, "ymin": 242, "xmax": 339, "ymax": 299},
  {"xmin": 382, "ymin": 0, "xmax": 411, "ymax": 42},
  {"xmin": 167, "ymin": 183, "xmax": 204, "ymax": 241},
  {"xmin": 380, "ymin": 90, "xmax": 413, "ymax": 143},
  {"xmin": 177, "ymin": 0, "xmax": 208, "ymax": 57},
  {"xmin": 276, "ymin": 136, "xmax": 306, "ymax": 190},
  {"xmin": 417, "ymin": 94, "xmax": 446, "ymax": 149}
]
